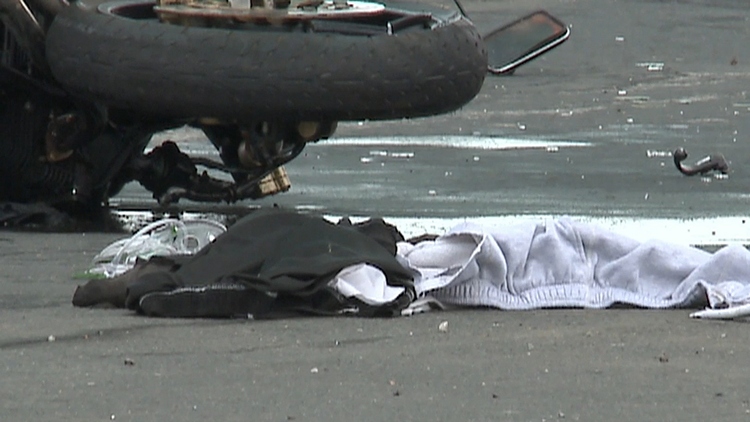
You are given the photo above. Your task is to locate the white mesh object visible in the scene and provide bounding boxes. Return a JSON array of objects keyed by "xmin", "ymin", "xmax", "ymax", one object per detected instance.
[{"xmin": 88, "ymin": 218, "xmax": 227, "ymax": 278}]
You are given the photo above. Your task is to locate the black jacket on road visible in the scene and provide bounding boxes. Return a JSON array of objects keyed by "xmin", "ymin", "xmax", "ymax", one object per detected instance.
[{"xmin": 76, "ymin": 207, "xmax": 414, "ymax": 318}]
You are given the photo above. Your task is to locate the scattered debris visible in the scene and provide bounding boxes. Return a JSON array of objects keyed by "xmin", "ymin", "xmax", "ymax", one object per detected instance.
[
  {"xmin": 646, "ymin": 149, "xmax": 671, "ymax": 158},
  {"xmin": 124, "ymin": 358, "xmax": 135, "ymax": 366},
  {"xmin": 47, "ymin": 335, "xmax": 55, "ymax": 342},
  {"xmin": 438, "ymin": 320, "xmax": 449, "ymax": 332},
  {"xmin": 730, "ymin": 57, "xmax": 738, "ymax": 66},
  {"xmin": 636, "ymin": 62, "xmax": 664, "ymax": 72},
  {"xmin": 673, "ymin": 147, "xmax": 729, "ymax": 176},
  {"xmin": 658, "ymin": 353, "xmax": 669, "ymax": 363},
  {"xmin": 310, "ymin": 367, "xmax": 319, "ymax": 373}
]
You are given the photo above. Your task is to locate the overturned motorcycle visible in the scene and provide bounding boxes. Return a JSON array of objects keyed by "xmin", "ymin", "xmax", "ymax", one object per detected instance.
[{"xmin": 0, "ymin": 0, "xmax": 569, "ymax": 214}]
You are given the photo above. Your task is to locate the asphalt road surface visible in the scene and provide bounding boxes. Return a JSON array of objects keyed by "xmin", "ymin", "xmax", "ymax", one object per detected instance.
[
  {"xmin": 112, "ymin": 0, "xmax": 750, "ymax": 243},
  {"xmin": 3, "ymin": 0, "xmax": 750, "ymax": 421}
]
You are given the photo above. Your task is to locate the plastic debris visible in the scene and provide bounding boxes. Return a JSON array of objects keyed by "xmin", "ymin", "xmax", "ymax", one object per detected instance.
[
  {"xmin": 691, "ymin": 303, "xmax": 750, "ymax": 320},
  {"xmin": 86, "ymin": 218, "xmax": 227, "ymax": 278},
  {"xmin": 438, "ymin": 320, "xmax": 449, "ymax": 332},
  {"xmin": 636, "ymin": 62, "xmax": 664, "ymax": 72},
  {"xmin": 646, "ymin": 150, "xmax": 671, "ymax": 158}
]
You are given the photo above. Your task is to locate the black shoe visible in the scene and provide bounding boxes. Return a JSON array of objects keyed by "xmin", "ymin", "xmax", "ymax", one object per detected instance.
[{"xmin": 138, "ymin": 284, "xmax": 273, "ymax": 318}]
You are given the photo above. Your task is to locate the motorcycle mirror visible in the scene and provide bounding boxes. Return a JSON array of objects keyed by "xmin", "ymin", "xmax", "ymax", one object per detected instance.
[{"xmin": 481, "ymin": 10, "xmax": 571, "ymax": 76}]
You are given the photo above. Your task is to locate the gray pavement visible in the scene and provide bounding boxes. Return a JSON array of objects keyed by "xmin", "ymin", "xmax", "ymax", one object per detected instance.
[
  {"xmin": 4, "ymin": 0, "xmax": 750, "ymax": 421},
  {"xmin": 116, "ymin": 0, "xmax": 750, "ymax": 219}
]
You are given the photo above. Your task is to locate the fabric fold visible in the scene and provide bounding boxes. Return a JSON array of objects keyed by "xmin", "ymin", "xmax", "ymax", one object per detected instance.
[{"xmin": 405, "ymin": 217, "xmax": 750, "ymax": 311}]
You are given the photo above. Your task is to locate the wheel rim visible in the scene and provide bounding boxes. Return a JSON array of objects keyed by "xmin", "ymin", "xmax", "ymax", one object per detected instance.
[{"xmin": 98, "ymin": 0, "xmax": 389, "ymax": 23}]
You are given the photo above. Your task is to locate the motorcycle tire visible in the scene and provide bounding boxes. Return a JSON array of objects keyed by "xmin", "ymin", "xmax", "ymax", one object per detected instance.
[{"xmin": 45, "ymin": 0, "xmax": 488, "ymax": 122}]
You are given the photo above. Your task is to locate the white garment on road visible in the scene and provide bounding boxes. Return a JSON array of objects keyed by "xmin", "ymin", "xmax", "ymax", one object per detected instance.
[
  {"xmin": 329, "ymin": 217, "xmax": 750, "ymax": 319},
  {"xmin": 398, "ymin": 217, "xmax": 750, "ymax": 314}
]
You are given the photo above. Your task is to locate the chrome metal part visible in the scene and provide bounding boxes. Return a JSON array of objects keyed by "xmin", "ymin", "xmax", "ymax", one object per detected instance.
[{"xmin": 153, "ymin": 0, "xmax": 386, "ymax": 25}]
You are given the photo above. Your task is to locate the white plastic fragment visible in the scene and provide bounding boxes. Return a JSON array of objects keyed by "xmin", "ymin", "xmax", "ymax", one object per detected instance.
[
  {"xmin": 636, "ymin": 62, "xmax": 664, "ymax": 72},
  {"xmin": 646, "ymin": 150, "xmax": 671, "ymax": 158},
  {"xmin": 438, "ymin": 321, "xmax": 449, "ymax": 332},
  {"xmin": 690, "ymin": 303, "xmax": 750, "ymax": 320}
]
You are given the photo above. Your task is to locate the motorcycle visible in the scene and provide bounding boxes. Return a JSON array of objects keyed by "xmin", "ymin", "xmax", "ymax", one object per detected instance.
[{"xmin": 0, "ymin": 0, "xmax": 569, "ymax": 215}]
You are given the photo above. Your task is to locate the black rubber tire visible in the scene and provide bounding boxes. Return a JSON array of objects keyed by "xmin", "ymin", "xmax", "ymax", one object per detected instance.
[{"xmin": 45, "ymin": 1, "xmax": 488, "ymax": 122}]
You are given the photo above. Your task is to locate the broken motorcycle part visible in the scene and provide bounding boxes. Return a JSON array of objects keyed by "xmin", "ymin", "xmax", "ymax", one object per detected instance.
[{"xmin": 673, "ymin": 147, "xmax": 729, "ymax": 176}]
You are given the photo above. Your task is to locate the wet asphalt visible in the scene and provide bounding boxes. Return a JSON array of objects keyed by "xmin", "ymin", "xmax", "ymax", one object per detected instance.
[
  {"xmin": 115, "ymin": 0, "xmax": 750, "ymax": 221},
  {"xmin": 3, "ymin": 0, "xmax": 750, "ymax": 421}
]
